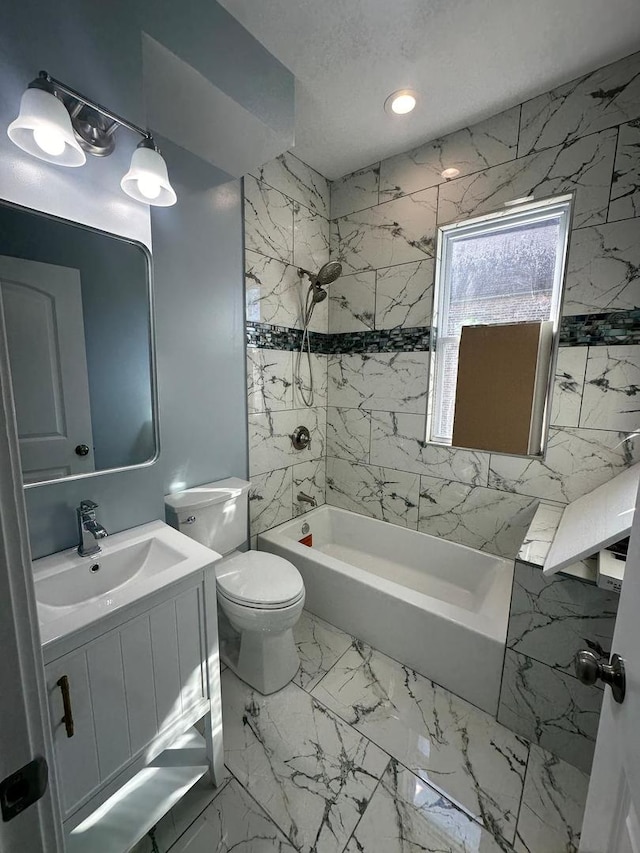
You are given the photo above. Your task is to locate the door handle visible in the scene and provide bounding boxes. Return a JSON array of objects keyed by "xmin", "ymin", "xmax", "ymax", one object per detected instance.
[
  {"xmin": 575, "ymin": 651, "xmax": 626, "ymax": 704},
  {"xmin": 57, "ymin": 675, "xmax": 74, "ymax": 737}
]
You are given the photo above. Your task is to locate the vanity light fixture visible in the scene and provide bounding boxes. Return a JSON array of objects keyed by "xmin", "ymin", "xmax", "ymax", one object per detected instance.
[
  {"xmin": 441, "ymin": 167, "xmax": 460, "ymax": 179},
  {"xmin": 384, "ymin": 89, "xmax": 418, "ymax": 115},
  {"xmin": 7, "ymin": 71, "xmax": 177, "ymax": 206}
]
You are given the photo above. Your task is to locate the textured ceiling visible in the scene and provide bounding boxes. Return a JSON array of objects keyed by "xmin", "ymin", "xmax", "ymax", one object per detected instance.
[{"xmin": 218, "ymin": 0, "xmax": 640, "ymax": 179}]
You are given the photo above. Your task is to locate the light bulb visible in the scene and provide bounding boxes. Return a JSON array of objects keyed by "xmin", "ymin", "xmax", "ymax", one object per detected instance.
[
  {"xmin": 391, "ymin": 94, "xmax": 416, "ymax": 114},
  {"xmin": 33, "ymin": 126, "xmax": 66, "ymax": 157},
  {"xmin": 137, "ymin": 176, "xmax": 161, "ymax": 200}
]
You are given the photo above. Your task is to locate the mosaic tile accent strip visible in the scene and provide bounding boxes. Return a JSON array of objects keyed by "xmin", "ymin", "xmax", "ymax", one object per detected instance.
[
  {"xmin": 248, "ymin": 310, "xmax": 640, "ymax": 354},
  {"xmin": 559, "ymin": 310, "xmax": 640, "ymax": 346},
  {"xmin": 246, "ymin": 322, "xmax": 431, "ymax": 353}
]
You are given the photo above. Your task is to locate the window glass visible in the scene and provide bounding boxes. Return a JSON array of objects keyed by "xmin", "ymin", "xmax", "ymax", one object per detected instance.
[{"xmin": 428, "ymin": 196, "xmax": 572, "ymax": 447}]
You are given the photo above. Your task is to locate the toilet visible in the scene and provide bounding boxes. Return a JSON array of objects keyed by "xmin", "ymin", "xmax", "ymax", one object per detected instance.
[{"xmin": 165, "ymin": 478, "xmax": 305, "ymax": 694}]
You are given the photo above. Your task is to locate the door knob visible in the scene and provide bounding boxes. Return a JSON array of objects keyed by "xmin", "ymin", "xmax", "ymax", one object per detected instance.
[
  {"xmin": 75, "ymin": 444, "xmax": 90, "ymax": 456},
  {"xmin": 575, "ymin": 650, "xmax": 626, "ymax": 704}
]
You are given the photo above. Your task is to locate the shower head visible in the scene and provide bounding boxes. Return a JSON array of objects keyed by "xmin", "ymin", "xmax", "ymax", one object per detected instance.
[
  {"xmin": 299, "ymin": 260, "xmax": 343, "ymax": 289},
  {"xmin": 315, "ymin": 260, "xmax": 342, "ymax": 286}
]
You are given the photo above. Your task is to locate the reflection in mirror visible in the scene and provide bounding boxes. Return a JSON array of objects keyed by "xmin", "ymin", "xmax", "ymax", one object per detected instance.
[{"xmin": 0, "ymin": 201, "xmax": 157, "ymax": 486}]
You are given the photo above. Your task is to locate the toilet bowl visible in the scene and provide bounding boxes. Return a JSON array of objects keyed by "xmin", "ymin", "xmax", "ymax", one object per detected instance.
[
  {"xmin": 215, "ymin": 549, "xmax": 305, "ymax": 694},
  {"xmin": 164, "ymin": 478, "xmax": 306, "ymax": 695}
]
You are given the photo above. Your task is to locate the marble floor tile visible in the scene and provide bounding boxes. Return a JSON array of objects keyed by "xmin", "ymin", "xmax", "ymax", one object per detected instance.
[
  {"xmin": 417, "ymin": 479, "xmax": 537, "ymax": 559},
  {"xmin": 518, "ymin": 51, "xmax": 640, "ymax": 157},
  {"xmin": 327, "ymin": 352, "xmax": 429, "ymax": 414},
  {"xmin": 488, "ymin": 427, "xmax": 640, "ymax": 504},
  {"xmin": 245, "ymin": 175, "xmax": 294, "ymax": 264},
  {"xmin": 507, "ymin": 562, "xmax": 618, "ymax": 674},
  {"xmin": 379, "ymin": 105, "xmax": 520, "ymax": 200},
  {"xmin": 249, "ymin": 468, "xmax": 293, "ymax": 537},
  {"xmin": 174, "ymin": 777, "xmax": 298, "ymax": 852},
  {"xmin": 580, "ymin": 345, "xmax": 640, "ymax": 432},
  {"xmin": 253, "ymin": 152, "xmax": 330, "ymax": 218},
  {"xmin": 247, "ymin": 348, "xmax": 293, "ymax": 414},
  {"xmin": 221, "ymin": 669, "xmax": 388, "ymax": 853},
  {"xmin": 563, "ymin": 218, "xmax": 640, "ymax": 315},
  {"xmin": 333, "ymin": 187, "xmax": 438, "ymax": 273},
  {"xmin": 330, "ymin": 164, "xmax": 380, "ymax": 220},
  {"xmin": 326, "ymin": 457, "xmax": 420, "ymax": 528},
  {"xmin": 438, "ymin": 128, "xmax": 617, "ymax": 230},
  {"xmin": 292, "ymin": 458, "xmax": 326, "ymax": 516},
  {"xmin": 293, "ymin": 203, "xmax": 330, "ymax": 272},
  {"xmin": 346, "ymin": 760, "xmax": 510, "ymax": 853},
  {"xmin": 513, "ymin": 745, "xmax": 589, "ymax": 853},
  {"xmin": 550, "ymin": 348, "xmax": 587, "ymax": 428},
  {"xmin": 609, "ymin": 119, "xmax": 640, "ymax": 222},
  {"xmin": 374, "ymin": 259, "xmax": 434, "ymax": 330},
  {"xmin": 370, "ymin": 411, "xmax": 489, "ymax": 485},
  {"xmin": 245, "ymin": 250, "xmax": 304, "ymax": 329},
  {"xmin": 326, "ymin": 407, "xmax": 371, "ymax": 464},
  {"xmin": 328, "ymin": 270, "xmax": 376, "ymax": 333},
  {"xmin": 293, "ymin": 610, "xmax": 353, "ymax": 691},
  {"xmin": 311, "ymin": 642, "xmax": 529, "ymax": 847},
  {"xmin": 497, "ymin": 650, "xmax": 601, "ymax": 774}
]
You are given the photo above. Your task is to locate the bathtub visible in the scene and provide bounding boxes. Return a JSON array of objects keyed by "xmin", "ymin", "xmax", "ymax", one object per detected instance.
[{"xmin": 259, "ymin": 505, "xmax": 514, "ymax": 715}]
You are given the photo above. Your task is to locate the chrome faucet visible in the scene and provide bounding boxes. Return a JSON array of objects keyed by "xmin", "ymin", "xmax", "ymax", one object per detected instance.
[
  {"xmin": 297, "ymin": 492, "xmax": 317, "ymax": 508},
  {"xmin": 76, "ymin": 500, "xmax": 108, "ymax": 557}
]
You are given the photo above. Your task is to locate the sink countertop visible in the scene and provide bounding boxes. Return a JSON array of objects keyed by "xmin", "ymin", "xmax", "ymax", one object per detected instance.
[{"xmin": 33, "ymin": 520, "xmax": 221, "ymax": 651}]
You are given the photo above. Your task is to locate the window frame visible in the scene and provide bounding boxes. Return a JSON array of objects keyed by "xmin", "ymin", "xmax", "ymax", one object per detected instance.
[{"xmin": 425, "ymin": 193, "xmax": 574, "ymax": 456}]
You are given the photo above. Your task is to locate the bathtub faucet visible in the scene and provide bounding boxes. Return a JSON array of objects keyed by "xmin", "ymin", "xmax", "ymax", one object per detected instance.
[{"xmin": 297, "ymin": 492, "xmax": 317, "ymax": 508}]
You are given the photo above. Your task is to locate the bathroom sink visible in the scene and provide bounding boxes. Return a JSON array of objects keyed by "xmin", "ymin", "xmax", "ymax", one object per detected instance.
[{"xmin": 34, "ymin": 520, "xmax": 221, "ymax": 648}]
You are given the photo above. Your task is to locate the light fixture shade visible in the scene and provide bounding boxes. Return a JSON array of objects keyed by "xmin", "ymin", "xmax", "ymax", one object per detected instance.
[
  {"xmin": 7, "ymin": 87, "xmax": 86, "ymax": 166},
  {"xmin": 120, "ymin": 145, "xmax": 177, "ymax": 207}
]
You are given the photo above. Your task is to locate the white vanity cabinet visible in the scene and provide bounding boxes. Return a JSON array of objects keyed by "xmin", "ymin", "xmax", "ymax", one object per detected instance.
[
  {"xmin": 45, "ymin": 582, "xmax": 209, "ymax": 820},
  {"xmin": 34, "ymin": 520, "xmax": 224, "ymax": 852}
]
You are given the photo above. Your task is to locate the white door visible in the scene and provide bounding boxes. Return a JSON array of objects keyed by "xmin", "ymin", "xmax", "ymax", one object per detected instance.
[
  {"xmin": 580, "ymin": 482, "xmax": 640, "ymax": 852},
  {"xmin": 0, "ymin": 313, "xmax": 63, "ymax": 851},
  {"xmin": 0, "ymin": 255, "xmax": 94, "ymax": 483}
]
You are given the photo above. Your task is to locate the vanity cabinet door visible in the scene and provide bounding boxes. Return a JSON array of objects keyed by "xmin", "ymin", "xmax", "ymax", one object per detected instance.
[
  {"xmin": 45, "ymin": 581, "xmax": 209, "ymax": 819},
  {"xmin": 45, "ymin": 651, "xmax": 101, "ymax": 817}
]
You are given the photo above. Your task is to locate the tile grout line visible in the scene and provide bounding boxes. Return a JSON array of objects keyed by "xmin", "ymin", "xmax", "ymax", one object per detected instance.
[
  {"xmin": 162, "ymin": 774, "xmax": 233, "ymax": 853},
  {"xmin": 220, "ymin": 764, "xmax": 300, "ymax": 850}
]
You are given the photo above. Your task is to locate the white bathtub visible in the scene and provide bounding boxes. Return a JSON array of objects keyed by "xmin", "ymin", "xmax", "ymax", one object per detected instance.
[{"xmin": 259, "ymin": 505, "xmax": 514, "ymax": 715}]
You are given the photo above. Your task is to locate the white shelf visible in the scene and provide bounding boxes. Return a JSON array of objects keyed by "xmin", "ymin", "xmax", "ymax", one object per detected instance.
[
  {"xmin": 66, "ymin": 728, "xmax": 210, "ymax": 853},
  {"xmin": 544, "ymin": 462, "xmax": 640, "ymax": 576}
]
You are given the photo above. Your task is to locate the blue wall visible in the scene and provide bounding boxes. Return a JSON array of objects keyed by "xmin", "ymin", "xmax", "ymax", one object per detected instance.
[{"xmin": 0, "ymin": 0, "xmax": 291, "ymax": 557}]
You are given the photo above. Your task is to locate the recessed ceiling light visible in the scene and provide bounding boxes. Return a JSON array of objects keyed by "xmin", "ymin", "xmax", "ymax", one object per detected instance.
[
  {"xmin": 384, "ymin": 89, "xmax": 417, "ymax": 115},
  {"xmin": 441, "ymin": 167, "xmax": 460, "ymax": 179}
]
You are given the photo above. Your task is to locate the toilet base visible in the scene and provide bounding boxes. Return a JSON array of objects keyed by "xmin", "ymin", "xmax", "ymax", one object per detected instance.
[{"xmin": 221, "ymin": 627, "xmax": 300, "ymax": 695}]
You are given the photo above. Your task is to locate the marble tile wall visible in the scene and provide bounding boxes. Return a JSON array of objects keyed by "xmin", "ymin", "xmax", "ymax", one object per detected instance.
[
  {"xmin": 325, "ymin": 50, "xmax": 640, "ymax": 559},
  {"xmin": 244, "ymin": 152, "xmax": 331, "ymax": 538},
  {"xmin": 497, "ymin": 558, "xmax": 619, "ymax": 772}
]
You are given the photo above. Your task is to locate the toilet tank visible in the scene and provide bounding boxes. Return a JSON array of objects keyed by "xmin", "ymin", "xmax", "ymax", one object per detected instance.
[{"xmin": 165, "ymin": 478, "xmax": 251, "ymax": 555}]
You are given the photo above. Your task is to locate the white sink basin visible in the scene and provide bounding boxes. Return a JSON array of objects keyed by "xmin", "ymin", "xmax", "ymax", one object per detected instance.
[{"xmin": 34, "ymin": 520, "xmax": 221, "ymax": 648}]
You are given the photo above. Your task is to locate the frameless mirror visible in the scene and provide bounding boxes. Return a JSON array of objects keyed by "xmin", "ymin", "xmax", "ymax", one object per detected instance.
[{"xmin": 0, "ymin": 201, "xmax": 157, "ymax": 487}]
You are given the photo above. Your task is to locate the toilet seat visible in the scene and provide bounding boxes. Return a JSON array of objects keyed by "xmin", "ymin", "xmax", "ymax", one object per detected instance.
[{"xmin": 215, "ymin": 550, "xmax": 304, "ymax": 609}]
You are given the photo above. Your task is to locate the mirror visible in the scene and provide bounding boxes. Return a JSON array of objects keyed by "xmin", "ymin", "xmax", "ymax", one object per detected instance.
[{"xmin": 0, "ymin": 201, "xmax": 157, "ymax": 487}]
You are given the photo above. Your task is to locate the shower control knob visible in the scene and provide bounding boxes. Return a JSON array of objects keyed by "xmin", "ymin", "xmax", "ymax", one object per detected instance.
[{"xmin": 291, "ymin": 425, "xmax": 311, "ymax": 451}]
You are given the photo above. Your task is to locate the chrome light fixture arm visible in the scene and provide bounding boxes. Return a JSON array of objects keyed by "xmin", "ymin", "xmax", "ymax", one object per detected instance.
[
  {"xmin": 34, "ymin": 70, "xmax": 154, "ymax": 155},
  {"xmin": 8, "ymin": 70, "xmax": 177, "ymax": 206}
]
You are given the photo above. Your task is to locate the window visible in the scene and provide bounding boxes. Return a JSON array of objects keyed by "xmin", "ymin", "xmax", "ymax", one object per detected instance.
[{"xmin": 427, "ymin": 195, "xmax": 572, "ymax": 450}]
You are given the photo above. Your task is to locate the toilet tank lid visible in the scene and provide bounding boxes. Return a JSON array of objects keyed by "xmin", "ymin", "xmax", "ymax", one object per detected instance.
[{"xmin": 165, "ymin": 478, "xmax": 251, "ymax": 514}]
